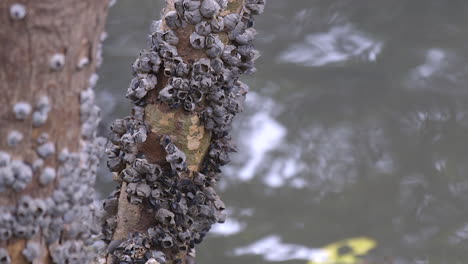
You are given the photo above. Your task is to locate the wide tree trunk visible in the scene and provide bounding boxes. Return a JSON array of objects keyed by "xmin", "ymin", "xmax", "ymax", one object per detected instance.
[
  {"xmin": 103, "ymin": 0, "xmax": 265, "ymax": 263},
  {"xmin": 0, "ymin": 1, "xmax": 110, "ymax": 263}
]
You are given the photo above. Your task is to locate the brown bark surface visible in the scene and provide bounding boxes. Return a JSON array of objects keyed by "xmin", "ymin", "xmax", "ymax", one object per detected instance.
[{"xmin": 0, "ymin": 0, "xmax": 109, "ymax": 263}]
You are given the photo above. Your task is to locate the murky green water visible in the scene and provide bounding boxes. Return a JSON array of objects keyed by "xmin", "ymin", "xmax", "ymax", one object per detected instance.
[{"xmin": 96, "ymin": 1, "xmax": 468, "ymax": 263}]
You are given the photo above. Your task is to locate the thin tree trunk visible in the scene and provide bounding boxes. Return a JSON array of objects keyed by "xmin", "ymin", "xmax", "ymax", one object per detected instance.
[
  {"xmin": 104, "ymin": 0, "xmax": 265, "ymax": 263},
  {"xmin": 0, "ymin": 1, "xmax": 109, "ymax": 263}
]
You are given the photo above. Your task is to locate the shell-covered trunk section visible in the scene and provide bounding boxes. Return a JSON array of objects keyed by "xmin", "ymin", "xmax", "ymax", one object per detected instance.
[
  {"xmin": 103, "ymin": 0, "xmax": 266, "ymax": 263},
  {"xmin": 0, "ymin": 0, "xmax": 111, "ymax": 263}
]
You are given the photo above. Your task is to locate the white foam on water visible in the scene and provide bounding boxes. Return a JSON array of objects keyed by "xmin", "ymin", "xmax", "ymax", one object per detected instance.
[
  {"xmin": 210, "ymin": 217, "xmax": 246, "ymax": 237},
  {"xmin": 278, "ymin": 24, "xmax": 383, "ymax": 67},
  {"xmin": 233, "ymin": 235, "xmax": 329, "ymax": 262}
]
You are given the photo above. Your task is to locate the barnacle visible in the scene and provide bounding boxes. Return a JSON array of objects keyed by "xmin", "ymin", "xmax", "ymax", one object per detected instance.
[
  {"xmin": 9, "ymin": 3, "xmax": 26, "ymax": 20},
  {"xmin": 165, "ymin": 11, "xmax": 181, "ymax": 30},
  {"xmin": 184, "ymin": 9, "xmax": 203, "ymax": 24},
  {"xmin": 223, "ymin": 13, "xmax": 239, "ymax": 31},
  {"xmin": 7, "ymin": 130, "xmax": 23, "ymax": 147},
  {"xmin": 13, "ymin": 102, "xmax": 32, "ymax": 120},
  {"xmin": 39, "ymin": 167, "xmax": 56, "ymax": 185},
  {"xmin": 49, "ymin": 53, "xmax": 65, "ymax": 70},
  {"xmin": 37, "ymin": 142, "xmax": 55, "ymax": 158},
  {"xmin": 200, "ymin": 0, "xmax": 220, "ymax": 18},
  {"xmin": 183, "ymin": 0, "xmax": 201, "ymax": 11},
  {"xmin": 189, "ymin": 32, "xmax": 206, "ymax": 50},
  {"xmin": 0, "ymin": 248, "xmax": 11, "ymax": 264},
  {"xmin": 195, "ymin": 21, "xmax": 212, "ymax": 36},
  {"xmin": 22, "ymin": 241, "xmax": 40, "ymax": 263}
]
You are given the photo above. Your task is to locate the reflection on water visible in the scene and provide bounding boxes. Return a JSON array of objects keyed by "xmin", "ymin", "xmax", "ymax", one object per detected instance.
[{"xmin": 97, "ymin": 0, "xmax": 468, "ymax": 263}]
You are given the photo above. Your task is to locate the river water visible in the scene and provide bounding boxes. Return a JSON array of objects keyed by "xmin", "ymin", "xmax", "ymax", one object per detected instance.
[{"xmin": 96, "ymin": 1, "xmax": 468, "ymax": 263}]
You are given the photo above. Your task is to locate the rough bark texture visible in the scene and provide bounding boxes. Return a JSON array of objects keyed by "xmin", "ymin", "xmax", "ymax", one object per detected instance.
[{"xmin": 0, "ymin": 1, "xmax": 109, "ymax": 263}]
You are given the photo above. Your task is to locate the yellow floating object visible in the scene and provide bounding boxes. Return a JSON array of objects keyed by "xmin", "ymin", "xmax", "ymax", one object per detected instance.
[{"xmin": 308, "ymin": 237, "xmax": 377, "ymax": 264}]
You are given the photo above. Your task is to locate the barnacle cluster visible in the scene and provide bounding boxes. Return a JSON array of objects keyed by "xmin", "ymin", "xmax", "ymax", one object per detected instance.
[
  {"xmin": 0, "ymin": 76, "xmax": 106, "ymax": 264},
  {"xmin": 105, "ymin": 0, "xmax": 265, "ymax": 263}
]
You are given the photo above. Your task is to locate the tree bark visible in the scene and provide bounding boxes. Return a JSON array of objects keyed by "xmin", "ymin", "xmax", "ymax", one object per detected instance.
[
  {"xmin": 0, "ymin": 1, "xmax": 109, "ymax": 263},
  {"xmin": 104, "ymin": 0, "xmax": 264, "ymax": 263}
]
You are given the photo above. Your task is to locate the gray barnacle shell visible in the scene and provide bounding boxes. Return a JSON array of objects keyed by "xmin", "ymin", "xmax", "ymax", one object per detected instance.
[
  {"xmin": 7, "ymin": 130, "xmax": 23, "ymax": 147},
  {"xmin": 184, "ymin": 9, "xmax": 203, "ymax": 24},
  {"xmin": 183, "ymin": 101, "xmax": 196, "ymax": 112},
  {"xmin": 22, "ymin": 241, "xmax": 40, "ymax": 263},
  {"xmin": 0, "ymin": 166, "xmax": 14, "ymax": 186},
  {"xmin": 37, "ymin": 95, "xmax": 51, "ymax": 113},
  {"xmin": 213, "ymin": 198, "xmax": 225, "ymax": 210},
  {"xmin": 37, "ymin": 142, "xmax": 55, "ymax": 158},
  {"xmin": 175, "ymin": 62, "xmax": 190, "ymax": 77},
  {"xmin": 11, "ymin": 160, "xmax": 32, "ymax": 183},
  {"xmin": 120, "ymin": 167, "xmax": 139, "ymax": 183},
  {"xmin": 216, "ymin": 0, "xmax": 228, "ymax": 8},
  {"xmin": 166, "ymin": 149, "xmax": 187, "ymax": 172},
  {"xmin": 10, "ymin": 3, "xmax": 26, "ymax": 20},
  {"xmin": 183, "ymin": 0, "xmax": 201, "ymax": 11},
  {"xmin": 159, "ymin": 42, "xmax": 178, "ymax": 59},
  {"xmin": 13, "ymin": 102, "xmax": 32, "ymax": 120},
  {"xmin": 210, "ymin": 16, "xmax": 224, "ymax": 33},
  {"xmin": 132, "ymin": 56, "xmax": 152, "ymax": 74},
  {"xmin": 200, "ymin": 75, "xmax": 213, "ymax": 90},
  {"xmin": 190, "ymin": 89, "xmax": 203, "ymax": 103},
  {"xmin": 192, "ymin": 58, "xmax": 212, "ymax": 74},
  {"xmin": 32, "ymin": 111, "xmax": 48, "ymax": 127},
  {"xmin": 200, "ymin": 0, "xmax": 220, "ymax": 18},
  {"xmin": 163, "ymin": 61, "xmax": 176, "ymax": 77},
  {"xmin": 111, "ymin": 118, "xmax": 128, "ymax": 135},
  {"xmin": 160, "ymin": 235, "xmax": 174, "ymax": 248},
  {"xmin": 164, "ymin": 11, "xmax": 181, "ymax": 30},
  {"xmin": 163, "ymin": 30, "xmax": 179, "ymax": 45},
  {"xmin": 174, "ymin": 0, "xmax": 185, "ymax": 16},
  {"xmin": 223, "ymin": 13, "xmax": 239, "ymax": 31},
  {"xmin": 140, "ymin": 74, "xmax": 158, "ymax": 91},
  {"xmin": 159, "ymin": 85, "xmax": 177, "ymax": 103},
  {"xmin": 235, "ymin": 27, "xmax": 257, "ymax": 44},
  {"xmin": 195, "ymin": 21, "xmax": 212, "ymax": 36},
  {"xmin": 133, "ymin": 158, "xmax": 158, "ymax": 174},
  {"xmin": 170, "ymin": 77, "xmax": 190, "ymax": 90},
  {"xmin": 120, "ymin": 133, "xmax": 136, "ymax": 153},
  {"xmin": 189, "ymin": 32, "xmax": 206, "ymax": 50},
  {"xmin": 123, "ymin": 152, "xmax": 138, "ymax": 166},
  {"xmin": 49, "ymin": 53, "xmax": 65, "ymax": 70},
  {"xmin": 246, "ymin": 0, "xmax": 265, "ymax": 14},
  {"xmin": 155, "ymin": 208, "xmax": 175, "ymax": 226},
  {"xmin": 107, "ymin": 156, "xmax": 125, "ymax": 172},
  {"xmin": 0, "ymin": 248, "xmax": 11, "ymax": 264},
  {"xmin": 39, "ymin": 166, "xmax": 56, "ymax": 185},
  {"xmin": 136, "ymin": 183, "xmax": 151, "ymax": 198},
  {"xmin": 221, "ymin": 45, "xmax": 241, "ymax": 66},
  {"xmin": 228, "ymin": 20, "xmax": 246, "ymax": 40},
  {"xmin": 133, "ymin": 125, "xmax": 148, "ymax": 143},
  {"xmin": 210, "ymin": 58, "xmax": 224, "ymax": 74},
  {"xmin": 205, "ymin": 40, "xmax": 224, "ymax": 58},
  {"xmin": 237, "ymin": 44, "xmax": 260, "ymax": 61},
  {"xmin": 177, "ymin": 90, "xmax": 189, "ymax": 100},
  {"xmin": 0, "ymin": 152, "xmax": 11, "ymax": 167}
]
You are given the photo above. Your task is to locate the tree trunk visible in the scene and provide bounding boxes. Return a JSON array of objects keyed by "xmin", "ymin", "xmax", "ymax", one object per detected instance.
[
  {"xmin": 104, "ymin": 0, "xmax": 265, "ymax": 263},
  {"xmin": 0, "ymin": 1, "xmax": 110, "ymax": 263}
]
